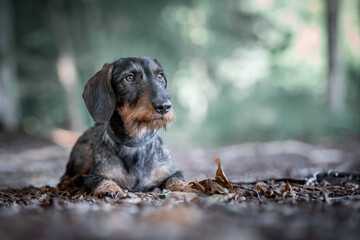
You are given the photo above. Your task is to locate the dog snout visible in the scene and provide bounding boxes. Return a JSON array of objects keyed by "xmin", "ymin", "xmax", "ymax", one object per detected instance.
[{"xmin": 153, "ymin": 99, "xmax": 171, "ymax": 115}]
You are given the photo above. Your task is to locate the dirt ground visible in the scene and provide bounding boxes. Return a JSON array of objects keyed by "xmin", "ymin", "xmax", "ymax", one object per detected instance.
[{"xmin": 1, "ymin": 132, "xmax": 360, "ymax": 240}]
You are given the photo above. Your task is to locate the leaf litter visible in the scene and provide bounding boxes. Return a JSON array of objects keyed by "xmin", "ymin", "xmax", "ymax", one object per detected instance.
[
  {"xmin": 1, "ymin": 157, "xmax": 359, "ymax": 207},
  {"xmin": 1, "ymin": 157, "xmax": 360, "ymax": 240}
]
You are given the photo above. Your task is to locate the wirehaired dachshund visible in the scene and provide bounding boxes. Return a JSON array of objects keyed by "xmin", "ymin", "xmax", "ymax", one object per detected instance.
[{"xmin": 58, "ymin": 57, "xmax": 185, "ymax": 197}]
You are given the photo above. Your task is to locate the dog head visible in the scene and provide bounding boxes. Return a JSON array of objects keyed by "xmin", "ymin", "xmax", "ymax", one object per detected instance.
[{"xmin": 83, "ymin": 57, "xmax": 175, "ymax": 136}]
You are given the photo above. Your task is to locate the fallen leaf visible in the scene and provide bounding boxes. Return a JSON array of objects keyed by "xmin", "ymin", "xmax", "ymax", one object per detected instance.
[
  {"xmin": 255, "ymin": 182, "xmax": 269, "ymax": 194},
  {"xmin": 208, "ymin": 180, "xmax": 229, "ymax": 194},
  {"xmin": 214, "ymin": 158, "xmax": 233, "ymax": 189}
]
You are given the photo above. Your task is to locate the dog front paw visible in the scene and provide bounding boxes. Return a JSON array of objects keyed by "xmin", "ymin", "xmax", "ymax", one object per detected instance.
[
  {"xmin": 93, "ymin": 180, "xmax": 124, "ymax": 198},
  {"xmin": 165, "ymin": 179, "xmax": 187, "ymax": 192}
]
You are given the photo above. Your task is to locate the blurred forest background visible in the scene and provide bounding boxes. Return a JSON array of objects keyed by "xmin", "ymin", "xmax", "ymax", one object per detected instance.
[{"xmin": 0, "ymin": 0, "xmax": 359, "ymax": 147}]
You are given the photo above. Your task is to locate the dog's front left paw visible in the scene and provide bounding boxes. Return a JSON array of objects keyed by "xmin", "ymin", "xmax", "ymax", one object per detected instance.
[{"xmin": 93, "ymin": 180, "xmax": 124, "ymax": 198}]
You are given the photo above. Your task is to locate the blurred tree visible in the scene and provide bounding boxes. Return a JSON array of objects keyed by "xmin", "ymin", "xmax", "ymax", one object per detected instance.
[
  {"xmin": 0, "ymin": 0, "xmax": 19, "ymax": 131},
  {"xmin": 344, "ymin": 0, "xmax": 360, "ymax": 132},
  {"xmin": 48, "ymin": 0, "xmax": 86, "ymax": 131},
  {"xmin": 326, "ymin": 0, "xmax": 343, "ymax": 114}
]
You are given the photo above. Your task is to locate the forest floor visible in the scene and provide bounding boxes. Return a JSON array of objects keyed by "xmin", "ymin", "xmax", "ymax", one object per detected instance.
[{"xmin": 0, "ymin": 132, "xmax": 360, "ymax": 240}]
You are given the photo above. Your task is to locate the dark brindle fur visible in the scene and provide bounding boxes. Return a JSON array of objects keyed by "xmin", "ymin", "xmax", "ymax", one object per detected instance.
[{"xmin": 58, "ymin": 57, "xmax": 185, "ymax": 197}]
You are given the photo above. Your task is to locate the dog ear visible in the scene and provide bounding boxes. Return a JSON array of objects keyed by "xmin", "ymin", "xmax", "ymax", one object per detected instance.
[{"xmin": 83, "ymin": 63, "xmax": 115, "ymax": 123}]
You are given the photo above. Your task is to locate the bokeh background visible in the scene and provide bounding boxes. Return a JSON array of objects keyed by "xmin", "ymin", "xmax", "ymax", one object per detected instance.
[
  {"xmin": 0, "ymin": 0, "xmax": 359, "ymax": 147},
  {"xmin": 1, "ymin": 2, "xmax": 360, "ymax": 239}
]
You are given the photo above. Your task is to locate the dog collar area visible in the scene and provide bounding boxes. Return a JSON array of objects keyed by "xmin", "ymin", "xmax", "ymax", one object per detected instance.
[{"xmin": 105, "ymin": 127, "xmax": 158, "ymax": 148}]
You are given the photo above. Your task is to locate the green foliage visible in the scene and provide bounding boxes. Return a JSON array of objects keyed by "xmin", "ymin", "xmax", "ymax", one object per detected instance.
[{"xmin": 10, "ymin": 0, "xmax": 360, "ymax": 145}]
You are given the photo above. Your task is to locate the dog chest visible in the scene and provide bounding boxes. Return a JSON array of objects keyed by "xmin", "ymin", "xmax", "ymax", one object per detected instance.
[{"xmin": 100, "ymin": 145, "xmax": 173, "ymax": 191}]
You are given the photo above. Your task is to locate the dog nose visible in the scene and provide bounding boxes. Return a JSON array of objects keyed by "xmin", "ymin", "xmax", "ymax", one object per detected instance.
[{"xmin": 153, "ymin": 100, "xmax": 171, "ymax": 115}]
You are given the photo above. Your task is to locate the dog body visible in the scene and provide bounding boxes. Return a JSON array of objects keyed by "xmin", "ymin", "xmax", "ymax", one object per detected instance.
[{"xmin": 59, "ymin": 58, "xmax": 185, "ymax": 197}]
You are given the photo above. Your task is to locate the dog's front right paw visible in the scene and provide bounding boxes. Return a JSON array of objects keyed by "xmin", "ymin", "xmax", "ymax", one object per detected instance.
[
  {"xmin": 93, "ymin": 180, "xmax": 124, "ymax": 198},
  {"xmin": 165, "ymin": 179, "xmax": 187, "ymax": 192}
]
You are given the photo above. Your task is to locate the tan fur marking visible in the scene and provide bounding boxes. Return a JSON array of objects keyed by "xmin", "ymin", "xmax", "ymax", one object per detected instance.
[
  {"xmin": 165, "ymin": 178, "xmax": 187, "ymax": 192},
  {"xmin": 130, "ymin": 62, "xmax": 142, "ymax": 71},
  {"xmin": 153, "ymin": 67, "xmax": 159, "ymax": 74},
  {"xmin": 93, "ymin": 180, "xmax": 124, "ymax": 197},
  {"xmin": 143, "ymin": 164, "xmax": 171, "ymax": 187},
  {"xmin": 99, "ymin": 166, "xmax": 137, "ymax": 190},
  {"xmin": 117, "ymin": 95, "xmax": 175, "ymax": 136}
]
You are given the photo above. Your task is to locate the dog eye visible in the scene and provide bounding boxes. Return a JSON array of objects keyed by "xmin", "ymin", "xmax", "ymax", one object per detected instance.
[
  {"xmin": 157, "ymin": 73, "xmax": 164, "ymax": 80},
  {"xmin": 125, "ymin": 75, "xmax": 135, "ymax": 82}
]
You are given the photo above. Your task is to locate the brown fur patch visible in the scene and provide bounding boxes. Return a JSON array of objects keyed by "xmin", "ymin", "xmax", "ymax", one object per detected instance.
[
  {"xmin": 117, "ymin": 95, "xmax": 175, "ymax": 136},
  {"xmin": 93, "ymin": 180, "xmax": 124, "ymax": 197}
]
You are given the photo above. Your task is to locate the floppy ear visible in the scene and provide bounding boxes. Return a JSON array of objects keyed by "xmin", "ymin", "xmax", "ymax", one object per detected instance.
[{"xmin": 83, "ymin": 63, "xmax": 115, "ymax": 123}]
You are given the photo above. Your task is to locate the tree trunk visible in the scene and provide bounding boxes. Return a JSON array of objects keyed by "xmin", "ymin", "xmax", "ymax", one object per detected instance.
[
  {"xmin": 326, "ymin": 0, "xmax": 342, "ymax": 114},
  {"xmin": 48, "ymin": 0, "xmax": 86, "ymax": 131},
  {"xmin": 0, "ymin": 0, "xmax": 19, "ymax": 132}
]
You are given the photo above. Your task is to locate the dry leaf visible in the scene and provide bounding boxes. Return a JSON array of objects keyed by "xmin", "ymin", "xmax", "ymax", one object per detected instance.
[
  {"xmin": 284, "ymin": 182, "xmax": 296, "ymax": 199},
  {"xmin": 255, "ymin": 182, "xmax": 269, "ymax": 194},
  {"xmin": 215, "ymin": 158, "xmax": 233, "ymax": 189},
  {"xmin": 208, "ymin": 180, "xmax": 228, "ymax": 194}
]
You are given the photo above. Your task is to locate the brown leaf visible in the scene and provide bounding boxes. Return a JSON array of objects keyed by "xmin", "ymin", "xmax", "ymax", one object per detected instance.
[
  {"xmin": 182, "ymin": 184, "xmax": 203, "ymax": 194},
  {"xmin": 190, "ymin": 181, "xmax": 206, "ymax": 193},
  {"xmin": 255, "ymin": 182, "xmax": 269, "ymax": 194},
  {"xmin": 214, "ymin": 158, "xmax": 233, "ymax": 189},
  {"xmin": 40, "ymin": 186, "xmax": 57, "ymax": 194},
  {"xmin": 284, "ymin": 182, "xmax": 296, "ymax": 199},
  {"xmin": 198, "ymin": 179, "xmax": 212, "ymax": 192},
  {"xmin": 208, "ymin": 180, "xmax": 229, "ymax": 194}
]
